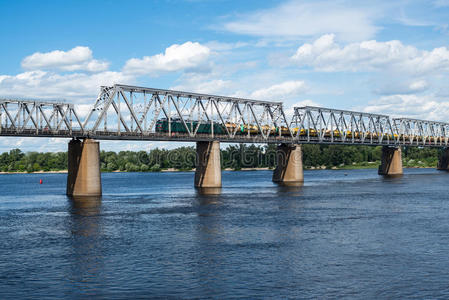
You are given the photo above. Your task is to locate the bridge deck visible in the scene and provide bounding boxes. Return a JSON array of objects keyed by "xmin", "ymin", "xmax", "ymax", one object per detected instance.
[{"xmin": 0, "ymin": 128, "xmax": 446, "ymax": 147}]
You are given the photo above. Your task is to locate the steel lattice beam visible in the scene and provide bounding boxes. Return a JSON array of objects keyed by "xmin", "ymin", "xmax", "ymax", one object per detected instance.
[
  {"xmin": 392, "ymin": 118, "xmax": 449, "ymax": 146},
  {"xmin": 0, "ymin": 99, "xmax": 83, "ymax": 137},
  {"xmin": 81, "ymin": 84, "xmax": 292, "ymax": 142},
  {"xmin": 1, "ymin": 84, "xmax": 449, "ymax": 147},
  {"xmin": 291, "ymin": 106, "xmax": 449, "ymax": 147}
]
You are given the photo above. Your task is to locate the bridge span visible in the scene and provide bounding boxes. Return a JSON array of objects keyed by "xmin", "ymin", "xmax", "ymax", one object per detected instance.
[{"xmin": 1, "ymin": 84, "xmax": 449, "ymax": 195}]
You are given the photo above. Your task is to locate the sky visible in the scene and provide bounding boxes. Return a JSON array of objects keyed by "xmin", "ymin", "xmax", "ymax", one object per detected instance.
[{"xmin": 0, "ymin": 0, "xmax": 449, "ymax": 152}]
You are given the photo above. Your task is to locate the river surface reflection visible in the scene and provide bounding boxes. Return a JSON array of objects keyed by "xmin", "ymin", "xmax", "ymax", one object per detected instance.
[{"xmin": 1, "ymin": 169, "xmax": 449, "ymax": 298}]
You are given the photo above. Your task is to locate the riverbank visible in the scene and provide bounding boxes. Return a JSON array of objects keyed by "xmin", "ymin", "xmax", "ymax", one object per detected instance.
[
  {"xmin": 0, "ymin": 165, "xmax": 438, "ymax": 174},
  {"xmin": 0, "ymin": 168, "xmax": 272, "ymax": 174},
  {"xmin": 0, "ymin": 170, "xmax": 68, "ymax": 174}
]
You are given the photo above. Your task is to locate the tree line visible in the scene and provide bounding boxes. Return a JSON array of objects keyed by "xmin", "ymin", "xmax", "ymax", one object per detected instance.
[{"xmin": 0, "ymin": 144, "xmax": 442, "ymax": 173}]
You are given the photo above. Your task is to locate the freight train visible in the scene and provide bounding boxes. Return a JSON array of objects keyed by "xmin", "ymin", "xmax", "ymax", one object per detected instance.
[
  {"xmin": 155, "ymin": 118, "xmax": 440, "ymax": 141},
  {"xmin": 155, "ymin": 118, "xmax": 295, "ymax": 136}
]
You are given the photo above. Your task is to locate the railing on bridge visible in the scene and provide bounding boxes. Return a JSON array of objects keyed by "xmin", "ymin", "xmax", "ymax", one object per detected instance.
[{"xmin": 0, "ymin": 84, "xmax": 448, "ymax": 147}]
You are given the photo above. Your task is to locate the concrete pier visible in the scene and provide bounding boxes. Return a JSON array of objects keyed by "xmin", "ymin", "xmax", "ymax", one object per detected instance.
[
  {"xmin": 194, "ymin": 141, "xmax": 221, "ymax": 188},
  {"xmin": 67, "ymin": 138, "xmax": 102, "ymax": 196},
  {"xmin": 378, "ymin": 146, "xmax": 403, "ymax": 175},
  {"xmin": 272, "ymin": 144, "xmax": 304, "ymax": 184},
  {"xmin": 437, "ymin": 148, "xmax": 449, "ymax": 170}
]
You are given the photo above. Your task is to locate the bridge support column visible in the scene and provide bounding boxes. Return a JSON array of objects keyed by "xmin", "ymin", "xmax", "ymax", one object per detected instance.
[
  {"xmin": 195, "ymin": 141, "xmax": 221, "ymax": 188},
  {"xmin": 67, "ymin": 138, "xmax": 102, "ymax": 196},
  {"xmin": 437, "ymin": 148, "xmax": 449, "ymax": 170},
  {"xmin": 272, "ymin": 144, "xmax": 304, "ymax": 184},
  {"xmin": 378, "ymin": 146, "xmax": 403, "ymax": 176}
]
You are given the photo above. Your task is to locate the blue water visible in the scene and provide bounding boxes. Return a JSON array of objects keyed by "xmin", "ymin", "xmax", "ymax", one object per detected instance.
[{"xmin": 1, "ymin": 169, "xmax": 449, "ymax": 299}]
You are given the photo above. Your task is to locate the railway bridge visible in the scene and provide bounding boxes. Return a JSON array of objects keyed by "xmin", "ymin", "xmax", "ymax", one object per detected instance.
[{"xmin": 1, "ymin": 84, "xmax": 449, "ymax": 196}]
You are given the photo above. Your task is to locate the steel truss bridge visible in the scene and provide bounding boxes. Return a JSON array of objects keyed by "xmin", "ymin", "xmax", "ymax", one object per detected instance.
[{"xmin": 0, "ymin": 84, "xmax": 448, "ymax": 147}]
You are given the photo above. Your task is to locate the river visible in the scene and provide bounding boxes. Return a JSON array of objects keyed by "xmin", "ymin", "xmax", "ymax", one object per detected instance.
[{"xmin": 1, "ymin": 169, "xmax": 449, "ymax": 299}]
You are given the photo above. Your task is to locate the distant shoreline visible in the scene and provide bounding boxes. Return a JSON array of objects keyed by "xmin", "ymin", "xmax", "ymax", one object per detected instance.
[
  {"xmin": 0, "ymin": 170, "xmax": 68, "ymax": 174},
  {"xmin": 0, "ymin": 166, "xmax": 436, "ymax": 174}
]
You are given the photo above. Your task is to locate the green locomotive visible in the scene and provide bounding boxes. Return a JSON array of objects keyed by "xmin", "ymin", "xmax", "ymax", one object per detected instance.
[{"xmin": 155, "ymin": 118, "xmax": 228, "ymax": 134}]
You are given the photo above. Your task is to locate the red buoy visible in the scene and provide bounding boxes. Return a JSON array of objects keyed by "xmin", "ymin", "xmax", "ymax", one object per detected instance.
[{"xmin": 39, "ymin": 179, "xmax": 43, "ymax": 184}]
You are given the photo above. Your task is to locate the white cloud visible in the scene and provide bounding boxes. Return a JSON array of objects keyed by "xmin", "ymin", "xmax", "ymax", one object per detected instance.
[
  {"xmin": 0, "ymin": 70, "xmax": 132, "ymax": 101},
  {"xmin": 285, "ymin": 99, "xmax": 321, "ymax": 119},
  {"xmin": 0, "ymin": 137, "xmax": 71, "ymax": 153},
  {"xmin": 291, "ymin": 99, "xmax": 321, "ymax": 107},
  {"xmin": 74, "ymin": 104, "xmax": 95, "ymax": 119},
  {"xmin": 362, "ymin": 94, "xmax": 449, "ymax": 121},
  {"xmin": 205, "ymin": 41, "xmax": 248, "ymax": 51},
  {"xmin": 21, "ymin": 46, "xmax": 108, "ymax": 72},
  {"xmin": 374, "ymin": 79, "xmax": 430, "ymax": 95},
  {"xmin": 291, "ymin": 34, "xmax": 449, "ymax": 75},
  {"xmin": 123, "ymin": 41, "xmax": 211, "ymax": 75},
  {"xmin": 221, "ymin": 0, "xmax": 379, "ymax": 41},
  {"xmin": 0, "ymin": 137, "xmax": 175, "ymax": 153},
  {"xmin": 250, "ymin": 80, "xmax": 307, "ymax": 100},
  {"xmin": 172, "ymin": 79, "xmax": 233, "ymax": 95},
  {"xmin": 409, "ymin": 80, "xmax": 429, "ymax": 92}
]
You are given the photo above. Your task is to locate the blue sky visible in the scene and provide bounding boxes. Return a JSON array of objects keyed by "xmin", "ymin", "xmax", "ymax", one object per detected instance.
[{"xmin": 1, "ymin": 0, "xmax": 449, "ymax": 152}]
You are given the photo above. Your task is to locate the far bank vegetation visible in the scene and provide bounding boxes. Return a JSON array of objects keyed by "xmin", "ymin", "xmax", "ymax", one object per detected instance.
[{"xmin": 0, "ymin": 144, "xmax": 442, "ymax": 173}]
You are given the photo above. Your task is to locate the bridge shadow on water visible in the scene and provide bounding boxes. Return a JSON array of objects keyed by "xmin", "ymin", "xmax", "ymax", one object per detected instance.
[
  {"xmin": 380, "ymin": 174, "xmax": 404, "ymax": 181},
  {"xmin": 195, "ymin": 187, "xmax": 223, "ymax": 207},
  {"xmin": 66, "ymin": 195, "xmax": 105, "ymax": 297},
  {"xmin": 68, "ymin": 195, "xmax": 102, "ymax": 216},
  {"xmin": 274, "ymin": 182, "xmax": 304, "ymax": 196},
  {"xmin": 195, "ymin": 187, "xmax": 222, "ymax": 196}
]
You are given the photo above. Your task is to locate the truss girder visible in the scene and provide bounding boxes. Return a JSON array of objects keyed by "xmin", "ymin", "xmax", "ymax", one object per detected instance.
[
  {"xmin": 81, "ymin": 84, "xmax": 291, "ymax": 141},
  {"xmin": 392, "ymin": 118, "xmax": 449, "ymax": 147},
  {"xmin": 291, "ymin": 106, "xmax": 449, "ymax": 147},
  {"xmin": 1, "ymin": 85, "xmax": 449, "ymax": 148},
  {"xmin": 0, "ymin": 100, "xmax": 83, "ymax": 136}
]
